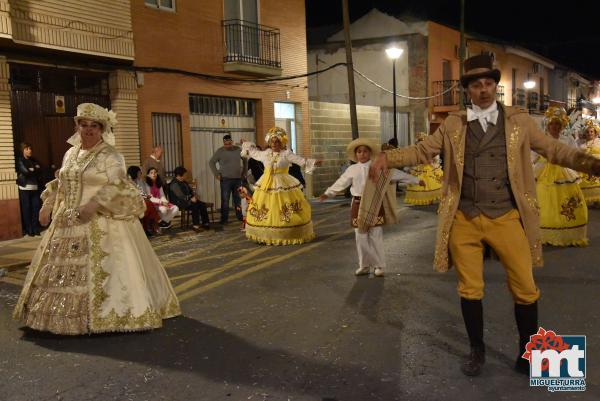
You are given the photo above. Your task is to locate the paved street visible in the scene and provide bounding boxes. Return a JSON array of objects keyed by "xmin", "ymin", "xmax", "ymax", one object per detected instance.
[{"xmin": 1, "ymin": 199, "xmax": 598, "ymax": 401}]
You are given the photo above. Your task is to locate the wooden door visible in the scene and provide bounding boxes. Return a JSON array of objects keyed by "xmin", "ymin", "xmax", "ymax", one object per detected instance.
[{"xmin": 44, "ymin": 116, "xmax": 76, "ymax": 178}]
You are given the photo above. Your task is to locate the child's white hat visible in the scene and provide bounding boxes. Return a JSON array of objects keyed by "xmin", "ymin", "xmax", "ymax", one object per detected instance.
[{"xmin": 346, "ymin": 138, "xmax": 380, "ymax": 162}]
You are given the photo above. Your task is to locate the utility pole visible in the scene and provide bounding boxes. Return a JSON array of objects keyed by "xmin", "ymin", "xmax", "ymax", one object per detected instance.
[
  {"xmin": 342, "ymin": 0, "xmax": 359, "ymax": 139},
  {"xmin": 459, "ymin": 0, "xmax": 466, "ymax": 109}
]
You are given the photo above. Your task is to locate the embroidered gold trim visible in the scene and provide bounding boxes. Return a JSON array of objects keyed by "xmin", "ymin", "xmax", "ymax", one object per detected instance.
[
  {"xmin": 523, "ymin": 192, "xmax": 540, "ymax": 216},
  {"xmin": 255, "ymin": 183, "xmax": 302, "ymax": 193},
  {"xmin": 280, "ymin": 201, "xmax": 303, "ymax": 223},
  {"xmin": 248, "ymin": 204, "xmax": 269, "ymax": 221},
  {"xmin": 559, "ymin": 195, "xmax": 583, "ymax": 221},
  {"xmin": 245, "ymin": 221, "xmax": 315, "ymax": 245}
]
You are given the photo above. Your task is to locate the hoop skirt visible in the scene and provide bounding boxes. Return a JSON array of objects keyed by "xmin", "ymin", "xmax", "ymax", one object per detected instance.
[
  {"xmin": 404, "ymin": 164, "xmax": 443, "ymax": 205},
  {"xmin": 535, "ymin": 157, "xmax": 588, "ymax": 247},
  {"xmin": 578, "ymin": 145, "xmax": 600, "ymax": 205},
  {"xmin": 242, "ymin": 144, "xmax": 316, "ymax": 245},
  {"xmin": 14, "ymin": 143, "xmax": 181, "ymax": 334}
]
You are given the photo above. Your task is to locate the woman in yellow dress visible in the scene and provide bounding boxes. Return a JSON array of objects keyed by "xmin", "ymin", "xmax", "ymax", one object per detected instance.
[
  {"xmin": 404, "ymin": 132, "xmax": 443, "ymax": 205},
  {"xmin": 576, "ymin": 119, "xmax": 600, "ymax": 206},
  {"xmin": 533, "ymin": 106, "xmax": 588, "ymax": 246},
  {"xmin": 241, "ymin": 127, "xmax": 321, "ymax": 245}
]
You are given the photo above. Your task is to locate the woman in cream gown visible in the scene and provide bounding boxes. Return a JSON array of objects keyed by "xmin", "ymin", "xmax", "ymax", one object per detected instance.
[
  {"xmin": 14, "ymin": 103, "xmax": 181, "ymax": 334},
  {"xmin": 241, "ymin": 127, "xmax": 320, "ymax": 245}
]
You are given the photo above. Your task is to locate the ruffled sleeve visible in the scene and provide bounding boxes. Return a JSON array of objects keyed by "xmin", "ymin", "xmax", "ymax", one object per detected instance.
[
  {"xmin": 240, "ymin": 141, "xmax": 264, "ymax": 161},
  {"xmin": 92, "ymin": 150, "xmax": 146, "ymax": 218},
  {"xmin": 285, "ymin": 151, "xmax": 317, "ymax": 174},
  {"xmin": 39, "ymin": 147, "xmax": 74, "ymax": 214},
  {"xmin": 40, "ymin": 179, "xmax": 61, "ymax": 214}
]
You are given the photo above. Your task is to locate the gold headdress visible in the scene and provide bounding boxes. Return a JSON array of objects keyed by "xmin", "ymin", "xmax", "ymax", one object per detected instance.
[
  {"xmin": 544, "ymin": 106, "xmax": 569, "ymax": 130},
  {"xmin": 265, "ymin": 126, "xmax": 288, "ymax": 146},
  {"xmin": 583, "ymin": 119, "xmax": 600, "ymax": 134}
]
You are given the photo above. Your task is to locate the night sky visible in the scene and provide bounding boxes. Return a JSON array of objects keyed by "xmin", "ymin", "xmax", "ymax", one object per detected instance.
[{"xmin": 306, "ymin": 0, "xmax": 600, "ymax": 80}]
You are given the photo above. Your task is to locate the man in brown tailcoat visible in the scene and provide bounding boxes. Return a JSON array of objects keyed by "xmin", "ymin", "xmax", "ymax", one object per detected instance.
[{"xmin": 370, "ymin": 54, "xmax": 600, "ymax": 376}]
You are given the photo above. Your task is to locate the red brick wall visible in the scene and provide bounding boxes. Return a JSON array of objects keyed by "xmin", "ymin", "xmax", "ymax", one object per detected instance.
[{"xmin": 131, "ymin": 0, "xmax": 310, "ymax": 166}]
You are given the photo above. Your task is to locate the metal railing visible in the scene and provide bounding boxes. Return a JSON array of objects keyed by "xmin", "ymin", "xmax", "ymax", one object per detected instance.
[
  {"xmin": 432, "ymin": 80, "xmax": 460, "ymax": 107},
  {"xmin": 528, "ymin": 92, "xmax": 539, "ymax": 110},
  {"xmin": 223, "ymin": 19, "xmax": 281, "ymax": 68},
  {"xmin": 540, "ymin": 94, "xmax": 550, "ymax": 111},
  {"xmin": 496, "ymin": 85, "xmax": 505, "ymax": 103},
  {"xmin": 514, "ymin": 88, "xmax": 526, "ymax": 107}
]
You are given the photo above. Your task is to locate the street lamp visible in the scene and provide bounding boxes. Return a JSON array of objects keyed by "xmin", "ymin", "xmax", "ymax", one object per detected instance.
[{"xmin": 386, "ymin": 46, "xmax": 403, "ymax": 140}]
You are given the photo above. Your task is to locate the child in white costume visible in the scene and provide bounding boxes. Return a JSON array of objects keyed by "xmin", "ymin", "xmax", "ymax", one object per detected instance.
[{"xmin": 319, "ymin": 138, "xmax": 422, "ymax": 277}]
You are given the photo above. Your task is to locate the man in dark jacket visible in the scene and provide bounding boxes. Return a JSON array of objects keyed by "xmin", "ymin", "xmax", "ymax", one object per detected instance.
[
  {"xmin": 168, "ymin": 166, "xmax": 210, "ymax": 230},
  {"xmin": 16, "ymin": 142, "xmax": 42, "ymax": 236}
]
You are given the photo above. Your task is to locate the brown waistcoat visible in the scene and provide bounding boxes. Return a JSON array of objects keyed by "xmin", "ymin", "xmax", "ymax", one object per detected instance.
[{"xmin": 459, "ymin": 107, "xmax": 516, "ymax": 218}]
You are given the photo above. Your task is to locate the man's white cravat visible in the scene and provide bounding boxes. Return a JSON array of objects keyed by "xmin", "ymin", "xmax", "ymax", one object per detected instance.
[{"xmin": 467, "ymin": 102, "xmax": 499, "ymax": 132}]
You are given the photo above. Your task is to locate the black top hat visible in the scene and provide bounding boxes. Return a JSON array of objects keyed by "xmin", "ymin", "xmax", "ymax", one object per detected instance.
[{"xmin": 460, "ymin": 54, "xmax": 501, "ymax": 88}]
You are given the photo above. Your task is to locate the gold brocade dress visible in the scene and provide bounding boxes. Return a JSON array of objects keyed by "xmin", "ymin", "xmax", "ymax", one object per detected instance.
[
  {"xmin": 14, "ymin": 142, "xmax": 181, "ymax": 334},
  {"xmin": 534, "ymin": 153, "xmax": 588, "ymax": 247},
  {"xmin": 404, "ymin": 159, "xmax": 443, "ymax": 205},
  {"xmin": 242, "ymin": 144, "xmax": 316, "ymax": 245},
  {"xmin": 578, "ymin": 139, "xmax": 600, "ymax": 205}
]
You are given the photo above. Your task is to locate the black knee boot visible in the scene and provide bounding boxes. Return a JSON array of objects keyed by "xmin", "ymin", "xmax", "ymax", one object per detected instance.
[
  {"xmin": 514, "ymin": 301, "xmax": 538, "ymax": 375},
  {"xmin": 460, "ymin": 298, "xmax": 485, "ymax": 376}
]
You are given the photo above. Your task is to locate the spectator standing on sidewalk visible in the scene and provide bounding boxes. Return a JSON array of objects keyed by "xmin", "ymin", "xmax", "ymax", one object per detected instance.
[
  {"xmin": 16, "ymin": 142, "xmax": 42, "ymax": 236},
  {"xmin": 142, "ymin": 145, "xmax": 167, "ymax": 186},
  {"xmin": 209, "ymin": 133, "xmax": 246, "ymax": 224}
]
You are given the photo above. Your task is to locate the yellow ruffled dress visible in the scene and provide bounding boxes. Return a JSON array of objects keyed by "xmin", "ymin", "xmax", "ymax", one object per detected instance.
[
  {"xmin": 242, "ymin": 144, "xmax": 316, "ymax": 245},
  {"xmin": 404, "ymin": 161, "xmax": 443, "ymax": 205},
  {"xmin": 578, "ymin": 140, "xmax": 600, "ymax": 205},
  {"xmin": 534, "ymin": 155, "xmax": 588, "ymax": 247}
]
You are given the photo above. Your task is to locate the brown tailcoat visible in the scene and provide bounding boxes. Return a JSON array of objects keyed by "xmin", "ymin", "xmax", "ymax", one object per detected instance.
[{"xmin": 385, "ymin": 104, "xmax": 596, "ymax": 272}]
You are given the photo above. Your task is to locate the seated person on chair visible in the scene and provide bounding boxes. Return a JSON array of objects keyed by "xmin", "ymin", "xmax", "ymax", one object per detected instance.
[
  {"xmin": 143, "ymin": 167, "xmax": 178, "ymax": 229},
  {"xmin": 169, "ymin": 166, "xmax": 210, "ymax": 230}
]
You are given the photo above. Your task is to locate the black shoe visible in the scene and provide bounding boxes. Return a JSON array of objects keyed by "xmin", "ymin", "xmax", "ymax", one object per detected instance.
[
  {"xmin": 461, "ymin": 346, "xmax": 486, "ymax": 376},
  {"xmin": 202, "ymin": 224, "xmax": 210, "ymax": 229},
  {"xmin": 159, "ymin": 221, "xmax": 172, "ymax": 228},
  {"xmin": 515, "ymin": 355, "xmax": 530, "ymax": 375}
]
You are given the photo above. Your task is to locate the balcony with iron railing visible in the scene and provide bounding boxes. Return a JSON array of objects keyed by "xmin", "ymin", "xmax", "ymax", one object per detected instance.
[
  {"xmin": 513, "ymin": 88, "xmax": 526, "ymax": 108},
  {"xmin": 567, "ymin": 97, "xmax": 578, "ymax": 110},
  {"xmin": 527, "ymin": 92, "xmax": 539, "ymax": 111},
  {"xmin": 222, "ymin": 19, "xmax": 282, "ymax": 76},
  {"xmin": 540, "ymin": 94, "xmax": 550, "ymax": 112},
  {"xmin": 433, "ymin": 80, "xmax": 460, "ymax": 108},
  {"xmin": 432, "ymin": 80, "xmax": 505, "ymax": 108}
]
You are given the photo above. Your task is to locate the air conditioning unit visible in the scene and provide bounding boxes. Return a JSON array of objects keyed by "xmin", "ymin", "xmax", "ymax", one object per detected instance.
[{"xmin": 454, "ymin": 45, "xmax": 470, "ymax": 59}]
